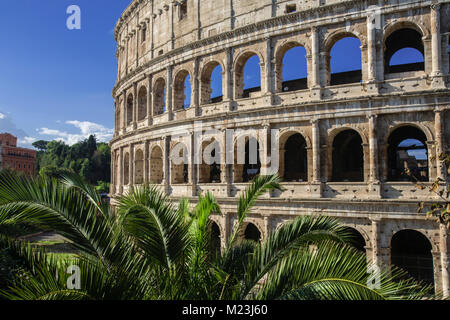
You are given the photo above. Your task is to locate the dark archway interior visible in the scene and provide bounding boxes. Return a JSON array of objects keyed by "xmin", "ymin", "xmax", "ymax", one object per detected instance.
[
  {"xmin": 391, "ymin": 230, "xmax": 434, "ymax": 286},
  {"xmin": 284, "ymin": 133, "xmax": 308, "ymax": 182},
  {"xmin": 385, "ymin": 28, "xmax": 424, "ymax": 73},
  {"xmin": 346, "ymin": 227, "xmax": 366, "ymax": 252},
  {"xmin": 209, "ymin": 148, "xmax": 221, "ymax": 183},
  {"xmin": 244, "ymin": 223, "xmax": 261, "ymax": 242},
  {"xmin": 332, "ymin": 130, "xmax": 364, "ymax": 182},
  {"xmin": 210, "ymin": 221, "xmax": 221, "ymax": 256},
  {"xmin": 127, "ymin": 95, "xmax": 133, "ymax": 125},
  {"xmin": 387, "ymin": 126, "xmax": 428, "ymax": 182},
  {"xmin": 243, "ymin": 139, "xmax": 261, "ymax": 182}
]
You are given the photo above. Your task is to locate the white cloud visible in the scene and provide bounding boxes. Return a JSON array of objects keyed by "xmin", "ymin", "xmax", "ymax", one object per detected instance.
[
  {"xmin": 38, "ymin": 120, "xmax": 113, "ymax": 146},
  {"xmin": 0, "ymin": 113, "xmax": 5, "ymax": 119},
  {"xmin": 19, "ymin": 136, "xmax": 38, "ymax": 145}
]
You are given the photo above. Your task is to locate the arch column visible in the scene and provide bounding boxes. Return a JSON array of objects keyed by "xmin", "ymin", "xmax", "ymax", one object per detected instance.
[
  {"xmin": 147, "ymin": 74, "xmax": 153, "ymax": 125},
  {"xmin": 144, "ymin": 140, "xmax": 150, "ymax": 183},
  {"xmin": 166, "ymin": 66, "xmax": 173, "ymax": 120},
  {"xmin": 310, "ymin": 27, "xmax": 322, "ymax": 99},
  {"xmin": 130, "ymin": 144, "xmax": 135, "ymax": 186},
  {"xmin": 435, "ymin": 108, "xmax": 446, "ymax": 181},
  {"xmin": 430, "ymin": 3, "xmax": 443, "ymax": 79},
  {"xmin": 132, "ymin": 83, "xmax": 138, "ymax": 129},
  {"xmin": 119, "ymin": 147, "xmax": 124, "ymax": 194},
  {"xmin": 440, "ymin": 223, "xmax": 449, "ymax": 298},
  {"xmin": 263, "ymin": 37, "xmax": 274, "ymax": 105},
  {"xmin": 162, "ymin": 137, "xmax": 170, "ymax": 194},
  {"xmin": 225, "ymin": 48, "xmax": 234, "ymax": 111},
  {"xmin": 368, "ymin": 114, "xmax": 381, "ymax": 198},
  {"xmin": 122, "ymin": 91, "xmax": 127, "ymax": 134}
]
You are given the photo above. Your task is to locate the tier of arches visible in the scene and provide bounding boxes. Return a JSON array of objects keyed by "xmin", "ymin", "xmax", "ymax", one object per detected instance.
[
  {"xmin": 115, "ymin": 21, "xmax": 439, "ymax": 131},
  {"xmin": 117, "ymin": 123, "xmax": 433, "ymax": 187},
  {"xmin": 207, "ymin": 219, "xmax": 436, "ymax": 289}
]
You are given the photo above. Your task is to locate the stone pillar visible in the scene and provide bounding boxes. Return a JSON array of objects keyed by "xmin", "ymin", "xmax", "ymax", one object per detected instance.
[
  {"xmin": 263, "ymin": 215, "xmax": 272, "ymax": 239},
  {"xmin": 368, "ymin": 114, "xmax": 381, "ymax": 198},
  {"xmin": 144, "ymin": 140, "xmax": 150, "ymax": 183},
  {"xmin": 130, "ymin": 144, "xmax": 135, "ymax": 186},
  {"xmin": 435, "ymin": 108, "xmax": 446, "ymax": 181},
  {"xmin": 133, "ymin": 82, "xmax": 138, "ymax": 129},
  {"xmin": 147, "ymin": 74, "xmax": 153, "ymax": 125},
  {"xmin": 366, "ymin": 14, "xmax": 378, "ymax": 95},
  {"xmin": 220, "ymin": 128, "xmax": 228, "ymax": 184},
  {"xmin": 122, "ymin": 92, "xmax": 127, "ymax": 134},
  {"xmin": 311, "ymin": 119, "xmax": 321, "ymax": 183},
  {"xmin": 225, "ymin": 48, "xmax": 234, "ymax": 111},
  {"xmin": 162, "ymin": 137, "xmax": 170, "ymax": 194},
  {"xmin": 263, "ymin": 37, "xmax": 274, "ymax": 103},
  {"xmin": 431, "ymin": 3, "xmax": 442, "ymax": 77},
  {"xmin": 310, "ymin": 27, "xmax": 322, "ymax": 99},
  {"xmin": 370, "ymin": 218, "xmax": 382, "ymax": 266},
  {"xmin": 168, "ymin": 3, "xmax": 174, "ymax": 50},
  {"xmin": 125, "ymin": 24, "xmax": 129, "ymax": 75},
  {"xmin": 190, "ymin": 132, "xmax": 198, "ymax": 196},
  {"xmin": 193, "ymin": 58, "xmax": 200, "ymax": 115},
  {"xmin": 166, "ymin": 66, "xmax": 173, "ymax": 119},
  {"xmin": 440, "ymin": 223, "xmax": 449, "ymax": 298},
  {"xmin": 119, "ymin": 147, "xmax": 123, "ymax": 194}
]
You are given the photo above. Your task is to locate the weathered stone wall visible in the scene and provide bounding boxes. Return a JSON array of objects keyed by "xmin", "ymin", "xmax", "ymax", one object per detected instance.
[{"xmin": 111, "ymin": 0, "xmax": 450, "ymax": 295}]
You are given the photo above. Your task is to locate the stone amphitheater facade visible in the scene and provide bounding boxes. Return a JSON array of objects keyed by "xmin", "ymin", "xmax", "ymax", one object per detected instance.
[{"xmin": 110, "ymin": 0, "xmax": 450, "ymax": 295}]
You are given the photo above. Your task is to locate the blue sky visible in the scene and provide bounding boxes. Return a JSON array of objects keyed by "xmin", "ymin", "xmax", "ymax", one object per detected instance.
[
  {"xmin": 0, "ymin": 1, "xmax": 131, "ymax": 147},
  {"xmin": 0, "ymin": 1, "xmax": 422, "ymax": 149}
]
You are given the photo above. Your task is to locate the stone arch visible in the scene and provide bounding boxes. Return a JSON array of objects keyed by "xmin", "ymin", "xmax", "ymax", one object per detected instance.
[
  {"xmin": 386, "ymin": 124, "xmax": 430, "ymax": 182},
  {"xmin": 345, "ymin": 226, "xmax": 367, "ymax": 252},
  {"xmin": 198, "ymin": 137, "xmax": 222, "ymax": 183},
  {"xmin": 241, "ymin": 221, "xmax": 262, "ymax": 242},
  {"xmin": 209, "ymin": 220, "xmax": 222, "ymax": 255},
  {"xmin": 234, "ymin": 50, "xmax": 263, "ymax": 99},
  {"xmin": 329, "ymin": 128, "xmax": 366, "ymax": 182},
  {"xmin": 149, "ymin": 145, "xmax": 163, "ymax": 184},
  {"xmin": 324, "ymin": 30, "xmax": 364, "ymax": 86},
  {"xmin": 123, "ymin": 152, "xmax": 130, "ymax": 185},
  {"xmin": 274, "ymin": 41, "xmax": 309, "ymax": 92},
  {"xmin": 390, "ymin": 229, "xmax": 434, "ymax": 287},
  {"xmin": 233, "ymin": 134, "xmax": 261, "ymax": 183},
  {"xmin": 200, "ymin": 60, "xmax": 225, "ymax": 104},
  {"xmin": 126, "ymin": 94, "xmax": 134, "ymax": 125},
  {"xmin": 134, "ymin": 148, "xmax": 144, "ymax": 184},
  {"xmin": 170, "ymin": 142, "xmax": 189, "ymax": 184},
  {"xmin": 153, "ymin": 77, "xmax": 166, "ymax": 115},
  {"xmin": 137, "ymin": 86, "xmax": 147, "ymax": 121},
  {"xmin": 383, "ymin": 21, "xmax": 426, "ymax": 74},
  {"xmin": 279, "ymin": 131, "xmax": 309, "ymax": 182},
  {"xmin": 173, "ymin": 69, "xmax": 191, "ymax": 110}
]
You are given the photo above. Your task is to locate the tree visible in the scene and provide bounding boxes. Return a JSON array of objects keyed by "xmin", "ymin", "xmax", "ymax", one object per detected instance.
[
  {"xmin": 0, "ymin": 171, "xmax": 433, "ymax": 300},
  {"xmin": 32, "ymin": 140, "xmax": 49, "ymax": 152}
]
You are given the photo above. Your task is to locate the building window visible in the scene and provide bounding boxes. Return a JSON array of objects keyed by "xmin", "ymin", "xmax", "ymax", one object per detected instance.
[
  {"xmin": 141, "ymin": 26, "xmax": 146, "ymax": 43},
  {"xmin": 286, "ymin": 4, "xmax": 296, "ymax": 14},
  {"xmin": 179, "ymin": 1, "xmax": 187, "ymax": 20}
]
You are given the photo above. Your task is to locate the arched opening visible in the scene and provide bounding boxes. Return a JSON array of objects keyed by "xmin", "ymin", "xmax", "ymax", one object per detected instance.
[
  {"xmin": 387, "ymin": 126, "xmax": 428, "ymax": 182},
  {"xmin": 234, "ymin": 137, "xmax": 261, "ymax": 183},
  {"xmin": 391, "ymin": 230, "xmax": 434, "ymax": 287},
  {"xmin": 244, "ymin": 223, "xmax": 261, "ymax": 242},
  {"xmin": 126, "ymin": 94, "xmax": 133, "ymax": 125},
  {"xmin": 171, "ymin": 143, "xmax": 189, "ymax": 184},
  {"xmin": 123, "ymin": 153, "xmax": 130, "ymax": 185},
  {"xmin": 235, "ymin": 53, "xmax": 261, "ymax": 99},
  {"xmin": 346, "ymin": 227, "xmax": 366, "ymax": 252},
  {"xmin": 384, "ymin": 28, "xmax": 424, "ymax": 74},
  {"xmin": 134, "ymin": 149, "xmax": 144, "ymax": 184},
  {"xmin": 174, "ymin": 70, "xmax": 191, "ymax": 110},
  {"xmin": 138, "ymin": 86, "xmax": 147, "ymax": 121},
  {"xmin": 153, "ymin": 78, "xmax": 166, "ymax": 116},
  {"xmin": 150, "ymin": 146, "xmax": 163, "ymax": 184},
  {"xmin": 199, "ymin": 139, "xmax": 221, "ymax": 183},
  {"xmin": 332, "ymin": 129, "xmax": 364, "ymax": 182},
  {"xmin": 210, "ymin": 221, "xmax": 221, "ymax": 256},
  {"xmin": 277, "ymin": 44, "xmax": 308, "ymax": 92},
  {"xmin": 328, "ymin": 36, "xmax": 362, "ymax": 86},
  {"xmin": 282, "ymin": 133, "xmax": 308, "ymax": 182},
  {"xmin": 201, "ymin": 62, "xmax": 223, "ymax": 104}
]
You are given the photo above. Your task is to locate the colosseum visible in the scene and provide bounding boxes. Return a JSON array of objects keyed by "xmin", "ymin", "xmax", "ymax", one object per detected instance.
[{"xmin": 110, "ymin": 0, "xmax": 450, "ymax": 295}]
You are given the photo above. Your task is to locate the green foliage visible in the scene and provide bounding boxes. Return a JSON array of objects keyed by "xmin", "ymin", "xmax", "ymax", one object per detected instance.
[
  {"xmin": 0, "ymin": 171, "xmax": 434, "ymax": 300},
  {"xmin": 415, "ymin": 153, "xmax": 449, "ymax": 228},
  {"xmin": 35, "ymin": 135, "xmax": 110, "ymax": 185}
]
